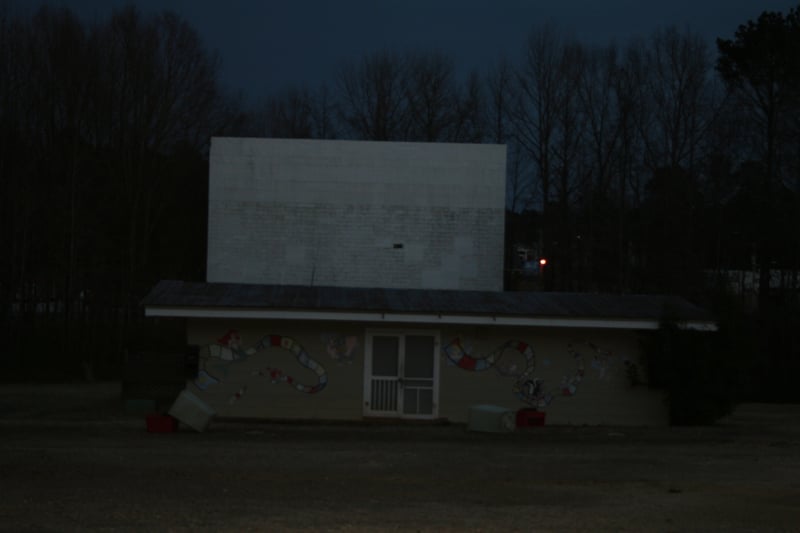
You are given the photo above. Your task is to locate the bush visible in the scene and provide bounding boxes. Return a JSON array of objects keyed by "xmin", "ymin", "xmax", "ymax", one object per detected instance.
[{"xmin": 642, "ymin": 318, "xmax": 746, "ymax": 425}]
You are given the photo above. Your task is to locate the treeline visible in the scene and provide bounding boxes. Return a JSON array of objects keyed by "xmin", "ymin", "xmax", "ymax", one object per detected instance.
[
  {"xmin": 0, "ymin": 5, "xmax": 239, "ymax": 379},
  {"xmin": 242, "ymin": 14, "xmax": 800, "ymax": 302},
  {"xmin": 1, "ymin": 3, "xmax": 798, "ymax": 395}
]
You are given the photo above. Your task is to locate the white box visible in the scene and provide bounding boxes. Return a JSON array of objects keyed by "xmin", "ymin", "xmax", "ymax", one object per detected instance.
[
  {"xmin": 168, "ymin": 389, "xmax": 216, "ymax": 432},
  {"xmin": 467, "ymin": 404, "xmax": 515, "ymax": 433}
]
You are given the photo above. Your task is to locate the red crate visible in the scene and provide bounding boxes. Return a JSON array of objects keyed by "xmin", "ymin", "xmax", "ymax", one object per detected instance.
[
  {"xmin": 146, "ymin": 414, "xmax": 178, "ymax": 433},
  {"xmin": 516, "ymin": 408, "xmax": 546, "ymax": 428}
]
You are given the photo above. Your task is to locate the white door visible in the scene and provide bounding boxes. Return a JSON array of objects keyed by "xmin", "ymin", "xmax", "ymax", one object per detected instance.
[{"xmin": 363, "ymin": 331, "xmax": 439, "ymax": 419}]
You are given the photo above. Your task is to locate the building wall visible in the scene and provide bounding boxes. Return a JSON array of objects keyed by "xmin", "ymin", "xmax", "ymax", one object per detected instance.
[
  {"xmin": 437, "ymin": 325, "xmax": 667, "ymax": 426},
  {"xmin": 207, "ymin": 137, "xmax": 506, "ymax": 290},
  {"xmin": 187, "ymin": 319, "xmax": 364, "ymax": 420},
  {"xmin": 185, "ymin": 318, "xmax": 667, "ymax": 426}
]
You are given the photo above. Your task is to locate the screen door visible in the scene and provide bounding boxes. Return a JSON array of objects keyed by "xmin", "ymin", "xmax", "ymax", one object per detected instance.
[{"xmin": 364, "ymin": 331, "xmax": 439, "ymax": 419}]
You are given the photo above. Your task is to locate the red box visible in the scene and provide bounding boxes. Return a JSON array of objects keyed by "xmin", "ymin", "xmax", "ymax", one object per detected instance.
[
  {"xmin": 146, "ymin": 414, "xmax": 178, "ymax": 433},
  {"xmin": 516, "ymin": 408, "xmax": 546, "ymax": 428}
]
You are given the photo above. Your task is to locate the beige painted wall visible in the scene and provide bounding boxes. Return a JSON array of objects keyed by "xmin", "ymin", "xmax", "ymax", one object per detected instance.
[
  {"xmin": 185, "ymin": 319, "xmax": 667, "ymax": 426},
  {"xmin": 437, "ymin": 325, "xmax": 668, "ymax": 426}
]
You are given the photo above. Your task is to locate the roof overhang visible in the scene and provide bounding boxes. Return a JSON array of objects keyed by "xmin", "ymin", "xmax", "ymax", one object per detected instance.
[{"xmin": 144, "ymin": 306, "xmax": 718, "ymax": 331}]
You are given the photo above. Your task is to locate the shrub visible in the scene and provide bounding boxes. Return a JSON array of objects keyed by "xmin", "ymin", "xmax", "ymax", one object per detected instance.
[{"xmin": 642, "ymin": 318, "xmax": 745, "ymax": 425}]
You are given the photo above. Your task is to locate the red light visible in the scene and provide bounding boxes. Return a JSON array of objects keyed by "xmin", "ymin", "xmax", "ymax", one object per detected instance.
[{"xmin": 539, "ymin": 258, "xmax": 547, "ymax": 266}]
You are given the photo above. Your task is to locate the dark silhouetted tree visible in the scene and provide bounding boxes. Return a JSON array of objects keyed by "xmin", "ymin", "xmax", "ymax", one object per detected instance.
[
  {"xmin": 642, "ymin": 26, "xmax": 718, "ymax": 174},
  {"xmin": 337, "ymin": 50, "xmax": 409, "ymax": 140},
  {"xmin": 404, "ymin": 51, "xmax": 460, "ymax": 142},
  {"xmin": 0, "ymin": 4, "xmax": 233, "ymax": 379},
  {"xmin": 262, "ymin": 87, "xmax": 314, "ymax": 138},
  {"xmin": 717, "ymin": 7, "xmax": 800, "ymax": 309}
]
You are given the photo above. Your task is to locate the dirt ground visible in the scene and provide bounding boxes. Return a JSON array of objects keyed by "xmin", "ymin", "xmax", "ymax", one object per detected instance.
[{"xmin": 1, "ymin": 383, "xmax": 799, "ymax": 532}]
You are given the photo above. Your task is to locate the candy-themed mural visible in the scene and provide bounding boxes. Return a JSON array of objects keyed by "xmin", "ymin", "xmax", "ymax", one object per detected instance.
[
  {"xmin": 322, "ymin": 334, "xmax": 359, "ymax": 364},
  {"xmin": 194, "ymin": 330, "xmax": 360, "ymax": 408},
  {"xmin": 443, "ymin": 337, "xmax": 636, "ymax": 409}
]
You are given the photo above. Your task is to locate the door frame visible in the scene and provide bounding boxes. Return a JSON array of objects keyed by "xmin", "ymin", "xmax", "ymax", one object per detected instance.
[{"xmin": 363, "ymin": 329, "xmax": 441, "ymax": 420}]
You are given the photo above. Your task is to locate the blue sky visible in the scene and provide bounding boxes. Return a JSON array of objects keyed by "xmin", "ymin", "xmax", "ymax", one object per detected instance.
[{"xmin": 18, "ymin": 0, "xmax": 800, "ymax": 102}]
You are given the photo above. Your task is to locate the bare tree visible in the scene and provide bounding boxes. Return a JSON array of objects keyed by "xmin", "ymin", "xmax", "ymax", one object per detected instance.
[
  {"xmin": 85, "ymin": 6, "xmax": 222, "ymax": 324},
  {"xmin": 486, "ymin": 59, "xmax": 513, "ymax": 145},
  {"xmin": 576, "ymin": 44, "xmax": 625, "ymax": 198},
  {"xmin": 487, "ymin": 59, "xmax": 535, "ymax": 211},
  {"xmin": 404, "ymin": 51, "xmax": 459, "ymax": 141},
  {"xmin": 337, "ymin": 50, "xmax": 409, "ymax": 140},
  {"xmin": 310, "ymin": 84, "xmax": 337, "ymax": 139},
  {"xmin": 0, "ymin": 4, "xmax": 33, "ymax": 331},
  {"xmin": 617, "ymin": 40, "xmax": 650, "ymax": 208},
  {"xmin": 573, "ymin": 43, "xmax": 645, "ymax": 291},
  {"xmin": 21, "ymin": 7, "xmax": 98, "ymax": 370},
  {"xmin": 512, "ymin": 25, "xmax": 589, "ymax": 289},
  {"xmin": 262, "ymin": 87, "xmax": 314, "ymax": 138},
  {"xmin": 0, "ymin": 4, "xmax": 237, "ymax": 379},
  {"xmin": 640, "ymin": 26, "xmax": 716, "ymax": 173},
  {"xmin": 512, "ymin": 25, "xmax": 561, "ymax": 211},
  {"xmin": 452, "ymin": 69, "xmax": 485, "ymax": 143},
  {"xmin": 551, "ymin": 41, "xmax": 585, "ymax": 211}
]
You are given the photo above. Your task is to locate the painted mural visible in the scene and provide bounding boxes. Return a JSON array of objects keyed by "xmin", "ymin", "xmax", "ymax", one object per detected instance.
[
  {"xmin": 322, "ymin": 334, "xmax": 359, "ymax": 364},
  {"xmin": 442, "ymin": 338, "xmax": 632, "ymax": 409},
  {"xmin": 189, "ymin": 329, "xmax": 637, "ymax": 417},
  {"xmin": 195, "ymin": 330, "xmax": 335, "ymax": 400},
  {"xmin": 443, "ymin": 338, "xmax": 550, "ymax": 408}
]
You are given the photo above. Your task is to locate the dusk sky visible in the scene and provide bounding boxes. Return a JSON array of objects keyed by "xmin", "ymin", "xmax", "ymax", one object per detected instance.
[{"xmin": 15, "ymin": 0, "xmax": 800, "ymax": 103}]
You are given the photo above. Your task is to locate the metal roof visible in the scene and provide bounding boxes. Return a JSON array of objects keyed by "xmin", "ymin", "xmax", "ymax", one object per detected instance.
[{"xmin": 142, "ymin": 280, "xmax": 714, "ymax": 325}]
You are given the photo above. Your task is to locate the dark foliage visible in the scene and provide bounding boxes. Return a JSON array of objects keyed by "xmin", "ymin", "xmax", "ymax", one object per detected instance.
[
  {"xmin": 642, "ymin": 317, "xmax": 747, "ymax": 425},
  {"xmin": 0, "ymin": 4, "xmax": 238, "ymax": 381}
]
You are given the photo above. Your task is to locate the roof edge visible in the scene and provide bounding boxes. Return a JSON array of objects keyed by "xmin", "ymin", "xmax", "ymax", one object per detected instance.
[{"xmin": 145, "ymin": 305, "xmax": 717, "ymax": 331}]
